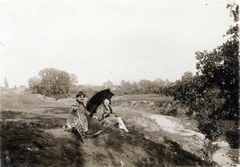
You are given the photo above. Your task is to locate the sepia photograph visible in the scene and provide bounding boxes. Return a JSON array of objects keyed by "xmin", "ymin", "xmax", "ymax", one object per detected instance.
[{"xmin": 0, "ymin": 0, "xmax": 239, "ymax": 166}]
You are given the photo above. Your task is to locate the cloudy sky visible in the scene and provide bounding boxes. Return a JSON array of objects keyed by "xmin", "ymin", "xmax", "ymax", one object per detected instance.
[{"xmin": 0, "ymin": 0, "xmax": 237, "ymax": 87}]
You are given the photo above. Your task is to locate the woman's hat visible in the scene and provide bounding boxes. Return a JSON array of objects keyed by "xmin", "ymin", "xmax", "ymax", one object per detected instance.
[{"xmin": 76, "ymin": 91, "xmax": 86, "ymax": 98}]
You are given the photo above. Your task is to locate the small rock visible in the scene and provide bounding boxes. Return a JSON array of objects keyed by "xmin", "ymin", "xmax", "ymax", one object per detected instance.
[
  {"xmin": 120, "ymin": 161, "xmax": 125, "ymax": 167},
  {"xmin": 6, "ymin": 156, "xmax": 11, "ymax": 163}
]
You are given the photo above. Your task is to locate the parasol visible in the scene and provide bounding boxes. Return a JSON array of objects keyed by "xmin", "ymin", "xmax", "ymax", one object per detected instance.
[{"xmin": 86, "ymin": 89, "xmax": 114, "ymax": 116}]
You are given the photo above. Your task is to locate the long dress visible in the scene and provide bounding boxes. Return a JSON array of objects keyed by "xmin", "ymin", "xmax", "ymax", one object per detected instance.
[
  {"xmin": 66, "ymin": 107, "xmax": 80, "ymax": 129},
  {"xmin": 93, "ymin": 104, "xmax": 129, "ymax": 132},
  {"xmin": 76, "ymin": 100, "xmax": 88, "ymax": 132},
  {"xmin": 66, "ymin": 101, "xmax": 88, "ymax": 132},
  {"xmin": 75, "ymin": 100, "xmax": 103, "ymax": 135}
]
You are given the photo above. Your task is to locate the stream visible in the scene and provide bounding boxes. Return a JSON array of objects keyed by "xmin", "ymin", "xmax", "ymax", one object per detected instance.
[
  {"xmin": 212, "ymin": 141, "xmax": 233, "ymax": 166},
  {"xmin": 150, "ymin": 114, "xmax": 239, "ymax": 167}
]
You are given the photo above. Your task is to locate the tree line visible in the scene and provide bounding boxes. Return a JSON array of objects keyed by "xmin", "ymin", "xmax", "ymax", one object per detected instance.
[{"xmin": 28, "ymin": 67, "xmax": 173, "ymax": 99}]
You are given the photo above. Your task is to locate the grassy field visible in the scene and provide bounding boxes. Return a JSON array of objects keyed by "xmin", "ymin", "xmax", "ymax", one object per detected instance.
[{"xmin": 112, "ymin": 94, "xmax": 173, "ymax": 102}]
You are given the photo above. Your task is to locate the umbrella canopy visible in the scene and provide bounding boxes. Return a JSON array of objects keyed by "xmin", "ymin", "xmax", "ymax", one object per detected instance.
[{"xmin": 86, "ymin": 89, "xmax": 114, "ymax": 115}]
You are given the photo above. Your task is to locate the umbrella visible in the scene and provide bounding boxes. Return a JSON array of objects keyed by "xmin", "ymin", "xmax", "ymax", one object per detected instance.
[{"xmin": 86, "ymin": 89, "xmax": 114, "ymax": 116}]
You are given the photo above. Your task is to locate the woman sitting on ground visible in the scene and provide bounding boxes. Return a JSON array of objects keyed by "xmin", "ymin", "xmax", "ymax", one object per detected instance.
[
  {"xmin": 91, "ymin": 99, "xmax": 129, "ymax": 132},
  {"xmin": 65, "ymin": 101, "xmax": 84, "ymax": 130},
  {"xmin": 64, "ymin": 91, "xmax": 103, "ymax": 139},
  {"xmin": 64, "ymin": 92, "xmax": 88, "ymax": 137}
]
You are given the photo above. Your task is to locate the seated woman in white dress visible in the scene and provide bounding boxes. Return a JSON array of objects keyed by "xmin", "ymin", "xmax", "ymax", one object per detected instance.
[{"xmin": 92, "ymin": 99, "xmax": 129, "ymax": 132}]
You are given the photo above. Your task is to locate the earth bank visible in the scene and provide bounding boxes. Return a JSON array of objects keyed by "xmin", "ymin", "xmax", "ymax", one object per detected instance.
[
  {"xmin": 0, "ymin": 91, "xmax": 216, "ymax": 166},
  {"xmin": 0, "ymin": 108, "xmax": 213, "ymax": 167}
]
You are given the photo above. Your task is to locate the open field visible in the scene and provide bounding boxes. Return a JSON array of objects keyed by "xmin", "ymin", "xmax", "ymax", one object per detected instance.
[
  {"xmin": 1, "ymin": 88, "xmax": 238, "ymax": 166},
  {"xmin": 112, "ymin": 94, "xmax": 173, "ymax": 102}
]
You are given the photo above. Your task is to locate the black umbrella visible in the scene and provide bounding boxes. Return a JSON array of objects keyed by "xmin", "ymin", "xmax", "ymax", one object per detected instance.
[{"xmin": 86, "ymin": 89, "xmax": 114, "ymax": 116}]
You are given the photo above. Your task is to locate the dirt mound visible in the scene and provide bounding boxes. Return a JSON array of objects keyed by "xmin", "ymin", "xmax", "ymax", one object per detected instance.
[{"xmin": 0, "ymin": 116, "xmax": 212, "ymax": 167}]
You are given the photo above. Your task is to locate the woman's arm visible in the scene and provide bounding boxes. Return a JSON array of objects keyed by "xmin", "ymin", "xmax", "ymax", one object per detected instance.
[
  {"xmin": 93, "ymin": 105, "xmax": 105, "ymax": 120},
  {"xmin": 103, "ymin": 110, "xmax": 110, "ymax": 118}
]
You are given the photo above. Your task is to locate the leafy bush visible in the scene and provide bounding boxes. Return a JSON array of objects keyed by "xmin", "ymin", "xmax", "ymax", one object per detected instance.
[{"xmin": 164, "ymin": 3, "xmax": 239, "ymax": 148}]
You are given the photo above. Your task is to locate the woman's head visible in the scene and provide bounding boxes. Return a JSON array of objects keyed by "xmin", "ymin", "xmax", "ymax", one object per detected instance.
[
  {"xmin": 103, "ymin": 99, "xmax": 110, "ymax": 105},
  {"xmin": 76, "ymin": 91, "xmax": 86, "ymax": 98},
  {"xmin": 76, "ymin": 91, "xmax": 86, "ymax": 101}
]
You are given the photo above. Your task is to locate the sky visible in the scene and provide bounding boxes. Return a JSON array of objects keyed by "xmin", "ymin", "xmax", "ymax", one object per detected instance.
[{"xmin": 0, "ymin": 0, "xmax": 238, "ymax": 87}]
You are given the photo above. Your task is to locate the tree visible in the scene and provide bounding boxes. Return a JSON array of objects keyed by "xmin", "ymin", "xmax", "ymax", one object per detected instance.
[
  {"xmin": 138, "ymin": 79, "xmax": 152, "ymax": 94},
  {"xmin": 120, "ymin": 80, "xmax": 126, "ymax": 88},
  {"xmin": 167, "ymin": 3, "xmax": 239, "ymax": 149},
  {"xmin": 181, "ymin": 71, "xmax": 193, "ymax": 82},
  {"xmin": 4, "ymin": 77, "xmax": 9, "ymax": 88},
  {"xmin": 132, "ymin": 81, "xmax": 139, "ymax": 93},
  {"xmin": 70, "ymin": 73, "xmax": 78, "ymax": 85},
  {"xmin": 164, "ymin": 79, "xmax": 171, "ymax": 87},
  {"xmin": 195, "ymin": 3, "xmax": 239, "ymax": 121},
  {"xmin": 28, "ymin": 77, "xmax": 41, "ymax": 93},
  {"xmin": 103, "ymin": 81, "xmax": 114, "ymax": 89},
  {"xmin": 29, "ymin": 68, "xmax": 78, "ymax": 99}
]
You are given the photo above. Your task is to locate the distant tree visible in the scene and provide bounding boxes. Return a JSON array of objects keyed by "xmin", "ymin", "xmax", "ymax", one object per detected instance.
[
  {"xmin": 103, "ymin": 81, "xmax": 114, "ymax": 89},
  {"xmin": 164, "ymin": 79, "xmax": 171, "ymax": 87},
  {"xmin": 4, "ymin": 77, "xmax": 9, "ymax": 88},
  {"xmin": 152, "ymin": 79, "xmax": 165, "ymax": 93},
  {"xmin": 131, "ymin": 81, "xmax": 139, "ymax": 93},
  {"xmin": 28, "ymin": 77, "xmax": 41, "ymax": 93},
  {"xmin": 120, "ymin": 80, "xmax": 126, "ymax": 88},
  {"xmin": 155, "ymin": 78, "xmax": 165, "ymax": 87},
  {"xmin": 123, "ymin": 81, "xmax": 132, "ymax": 89},
  {"xmin": 39, "ymin": 68, "xmax": 72, "ymax": 97},
  {"xmin": 70, "ymin": 73, "xmax": 78, "ymax": 85},
  {"xmin": 181, "ymin": 71, "xmax": 193, "ymax": 82},
  {"xmin": 29, "ymin": 68, "xmax": 78, "ymax": 99},
  {"xmin": 138, "ymin": 79, "xmax": 152, "ymax": 94}
]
